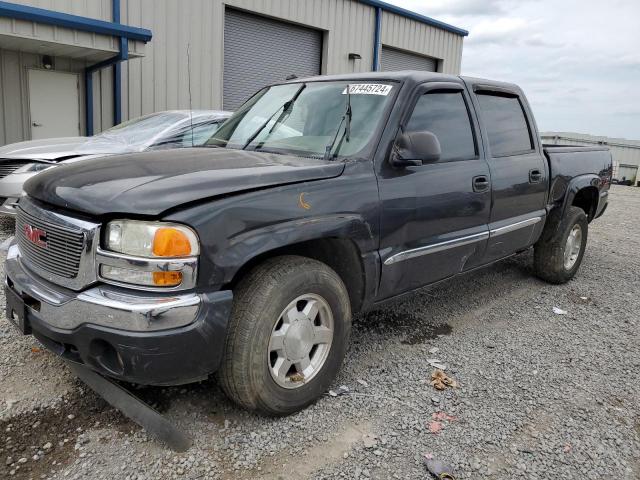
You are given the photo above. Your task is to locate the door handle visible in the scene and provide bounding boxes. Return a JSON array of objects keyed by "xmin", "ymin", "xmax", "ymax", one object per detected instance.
[
  {"xmin": 529, "ymin": 169, "xmax": 543, "ymax": 183},
  {"xmin": 472, "ymin": 175, "xmax": 490, "ymax": 193},
  {"xmin": 32, "ymin": 122, "xmax": 43, "ymax": 127}
]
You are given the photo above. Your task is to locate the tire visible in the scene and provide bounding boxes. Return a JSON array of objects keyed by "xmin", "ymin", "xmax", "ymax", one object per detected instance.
[
  {"xmin": 534, "ymin": 206, "xmax": 588, "ymax": 284},
  {"xmin": 218, "ymin": 255, "xmax": 351, "ymax": 415}
]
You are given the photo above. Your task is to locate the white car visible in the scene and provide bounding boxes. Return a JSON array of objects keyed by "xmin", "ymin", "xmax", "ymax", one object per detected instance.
[{"xmin": 0, "ymin": 110, "xmax": 231, "ymax": 215}]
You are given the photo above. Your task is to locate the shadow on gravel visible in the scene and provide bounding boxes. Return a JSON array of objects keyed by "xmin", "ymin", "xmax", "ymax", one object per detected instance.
[
  {"xmin": 351, "ymin": 252, "xmax": 535, "ymax": 346},
  {"xmin": 1, "ymin": 389, "xmax": 127, "ymax": 479}
]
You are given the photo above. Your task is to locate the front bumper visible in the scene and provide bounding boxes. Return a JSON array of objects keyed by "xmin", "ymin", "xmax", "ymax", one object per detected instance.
[
  {"xmin": 5, "ymin": 246, "xmax": 233, "ymax": 386},
  {"xmin": 0, "ymin": 197, "xmax": 19, "ymax": 216},
  {"xmin": 0, "ymin": 171, "xmax": 36, "ymax": 215}
]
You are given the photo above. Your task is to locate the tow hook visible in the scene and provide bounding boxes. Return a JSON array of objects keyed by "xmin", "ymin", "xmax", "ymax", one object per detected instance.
[{"xmin": 66, "ymin": 361, "xmax": 193, "ymax": 452}]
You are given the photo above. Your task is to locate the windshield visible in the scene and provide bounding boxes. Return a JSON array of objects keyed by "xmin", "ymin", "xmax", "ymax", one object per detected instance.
[
  {"xmin": 78, "ymin": 112, "xmax": 188, "ymax": 153},
  {"xmin": 207, "ymin": 81, "xmax": 396, "ymax": 158}
]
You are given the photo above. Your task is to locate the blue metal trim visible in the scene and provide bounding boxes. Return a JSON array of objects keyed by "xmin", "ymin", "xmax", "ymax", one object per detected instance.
[
  {"xmin": 113, "ymin": 0, "xmax": 123, "ymax": 126},
  {"xmin": 0, "ymin": 1, "xmax": 152, "ymax": 42},
  {"xmin": 85, "ymin": 70, "xmax": 94, "ymax": 137},
  {"xmin": 372, "ymin": 7, "xmax": 382, "ymax": 71},
  {"xmin": 357, "ymin": 0, "xmax": 468, "ymax": 37}
]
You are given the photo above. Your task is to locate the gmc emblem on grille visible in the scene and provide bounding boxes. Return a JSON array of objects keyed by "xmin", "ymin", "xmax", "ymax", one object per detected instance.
[{"xmin": 24, "ymin": 224, "xmax": 48, "ymax": 248}]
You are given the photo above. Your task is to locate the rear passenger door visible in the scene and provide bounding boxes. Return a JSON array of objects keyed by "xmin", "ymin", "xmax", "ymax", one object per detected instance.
[
  {"xmin": 470, "ymin": 85, "xmax": 547, "ymax": 262},
  {"xmin": 377, "ymin": 82, "xmax": 491, "ymax": 299}
]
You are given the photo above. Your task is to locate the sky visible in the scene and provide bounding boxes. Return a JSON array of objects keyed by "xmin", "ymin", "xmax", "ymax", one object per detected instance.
[{"xmin": 387, "ymin": 0, "xmax": 640, "ymax": 140}]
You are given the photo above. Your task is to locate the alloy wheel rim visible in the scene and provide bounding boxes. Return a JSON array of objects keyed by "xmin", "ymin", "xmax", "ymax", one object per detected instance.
[
  {"xmin": 564, "ymin": 224, "xmax": 583, "ymax": 270},
  {"xmin": 268, "ymin": 294, "xmax": 334, "ymax": 389}
]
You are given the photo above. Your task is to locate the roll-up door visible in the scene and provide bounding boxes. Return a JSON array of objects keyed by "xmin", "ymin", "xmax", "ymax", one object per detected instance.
[
  {"xmin": 223, "ymin": 9, "xmax": 322, "ymax": 110},
  {"xmin": 381, "ymin": 46, "xmax": 438, "ymax": 72}
]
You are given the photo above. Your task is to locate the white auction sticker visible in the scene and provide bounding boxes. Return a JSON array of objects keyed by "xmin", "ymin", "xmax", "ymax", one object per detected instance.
[{"xmin": 342, "ymin": 84, "xmax": 393, "ymax": 96}]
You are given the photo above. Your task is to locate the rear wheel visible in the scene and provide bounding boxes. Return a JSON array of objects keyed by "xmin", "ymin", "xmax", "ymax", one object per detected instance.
[
  {"xmin": 534, "ymin": 206, "xmax": 588, "ymax": 284},
  {"xmin": 219, "ymin": 255, "xmax": 351, "ymax": 415}
]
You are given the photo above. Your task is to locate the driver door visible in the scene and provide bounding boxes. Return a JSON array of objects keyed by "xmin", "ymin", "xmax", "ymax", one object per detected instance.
[{"xmin": 377, "ymin": 82, "xmax": 491, "ymax": 300}]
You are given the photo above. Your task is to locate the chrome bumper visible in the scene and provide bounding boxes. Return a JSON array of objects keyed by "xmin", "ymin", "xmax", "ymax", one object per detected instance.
[
  {"xmin": 0, "ymin": 197, "xmax": 19, "ymax": 216},
  {"xmin": 5, "ymin": 244, "xmax": 204, "ymax": 332}
]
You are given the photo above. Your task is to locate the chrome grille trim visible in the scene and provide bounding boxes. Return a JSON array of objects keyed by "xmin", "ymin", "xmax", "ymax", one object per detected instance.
[
  {"xmin": 15, "ymin": 197, "xmax": 100, "ymax": 291},
  {"xmin": 0, "ymin": 160, "xmax": 30, "ymax": 179}
]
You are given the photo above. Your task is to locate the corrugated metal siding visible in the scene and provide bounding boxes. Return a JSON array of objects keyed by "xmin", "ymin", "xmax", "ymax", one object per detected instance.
[
  {"xmin": 381, "ymin": 45, "xmax": 437, "ymax": 72},
  {"xmin": 381, "ymin": 11, "xmax": 463, "ymax": 74},
  {"xmin": 10, "ymin": 0, "xmax": 113, "ymax": 21},
  {"xmin": 0, "ymin": 49, "xmax": 89, "ymax": 145},
  {"xmin": 1, "ymin": 0, "xmax": 464, "ymax": 144},
  {"xmin": 121, "ymin": 0, "xmax": 379, "ymax": 117},
  {"xmin": 223, "ymin": 8, "xmax": 322, "ymax": 109}
]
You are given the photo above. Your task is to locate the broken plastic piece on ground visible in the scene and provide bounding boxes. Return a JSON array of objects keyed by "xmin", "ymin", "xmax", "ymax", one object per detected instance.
[
  {"xmin": 428, "ymin": 358, "xmax": 447, "ymax": 370},
  {"xmin": 423, "ymin": 453, "xmax": 456, "ymax": 479},
  {"xmin": 428, "ymin": 421, "xmax": 443, "ymax": 434},
  {"xmin": 431, "ymin": 370, "xmax": 458, "ymax": 390},
  {"xmin": 328, "ymin": 385, "xmax": 350, "ymax": 397},
  {"xmin": 66, "ymin": 361, "xmax": 192, "ymax": 452},
  {"xmin": 432, "ymin": 411, "xmax": 456, "ymax": 422},
  {"xmin": 30, "ymin": 346, "xmax": 42, "ymax": 353},
  {"xmin": 553, "ymin": 307, "xmax": 568, "ymax": 315}
]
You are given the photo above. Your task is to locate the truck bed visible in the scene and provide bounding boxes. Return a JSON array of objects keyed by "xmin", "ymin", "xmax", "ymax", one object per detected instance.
[{"xmin": 543, "ymin": 144, "xmax": 612, "ymax": 209}]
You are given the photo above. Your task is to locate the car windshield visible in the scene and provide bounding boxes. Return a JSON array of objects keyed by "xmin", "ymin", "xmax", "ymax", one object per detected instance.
[
  {"xmin": 77, "ymin": 112, "xmax": 188, "ymax": 153},
  {"xmin": 207, "ymin": 81, "xmax": 396, "ymax": 159}
]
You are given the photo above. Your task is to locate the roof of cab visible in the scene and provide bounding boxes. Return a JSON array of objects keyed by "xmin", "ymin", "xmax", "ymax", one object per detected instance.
[{"xmin": 291, "ymin": 71, "xmax": 522, "ymax": 94}]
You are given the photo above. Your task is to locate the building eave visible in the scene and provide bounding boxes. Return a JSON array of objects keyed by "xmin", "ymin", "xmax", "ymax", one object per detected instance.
[
  {"xmin": 357, "ymin": 0, "xmax": 469, "ymax": 37},
  {"xmin": 0, "ymin": 0, "xmax": 152, "ymax": 42}
]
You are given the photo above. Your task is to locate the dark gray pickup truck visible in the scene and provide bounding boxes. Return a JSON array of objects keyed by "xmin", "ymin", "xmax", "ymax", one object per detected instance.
[{"xmin": 5, "ymin": 72, "xmax": 611, "ymax": 415}]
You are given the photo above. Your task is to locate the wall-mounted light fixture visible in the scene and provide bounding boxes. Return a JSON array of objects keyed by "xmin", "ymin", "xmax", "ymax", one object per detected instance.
[
  {"xmin": 42, "ymin": 55, "xmax": 53, "ymax": 69},
  {"xmin": 348, "ymin": 53, "xmax": 362, "ymax": 60}
]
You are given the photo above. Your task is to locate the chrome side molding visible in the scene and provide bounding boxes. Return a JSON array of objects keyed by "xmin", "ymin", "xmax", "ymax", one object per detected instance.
[
  {"xmin": 384, "ymin": 231, "xmax": 489, "ymax": 265},
  {"xmin": 489, "ymin": 216, "xmax": 542, "ymax": 237},
  {"xmin": 384, "ymin": 215, "xmax": 543, "ymax": 266}
]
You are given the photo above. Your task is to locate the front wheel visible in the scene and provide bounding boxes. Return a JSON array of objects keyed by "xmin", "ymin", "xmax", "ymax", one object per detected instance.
[
  {"xmin": 534, "ymin": 206, "xmax": 588, "ymax": 284},
  {"xmin": 218, "ymin": 255, "xmax": 351, "ymax": 415}
]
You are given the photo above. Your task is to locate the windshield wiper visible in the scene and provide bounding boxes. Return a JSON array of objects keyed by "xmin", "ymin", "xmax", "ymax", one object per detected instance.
[
  {"xmin": 324, "ymin": 85, "xmax": 352, "ymax": 160},
  {"xmin": 242, "ymin": 84, "xmax": 306, "ymax": 150}
]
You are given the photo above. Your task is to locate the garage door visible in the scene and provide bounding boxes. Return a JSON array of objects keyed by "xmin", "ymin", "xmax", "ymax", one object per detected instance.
[
  {"xmin": 223, "ymin": 9, "xmax": 322, "ymax": 110},
  {"xmin": 381, "ymin": 46, "xmax": 438, "ymax": 72}
]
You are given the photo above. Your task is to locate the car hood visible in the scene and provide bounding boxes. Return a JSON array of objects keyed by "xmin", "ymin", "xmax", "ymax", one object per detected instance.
[
  {"xmin": 25, "ymin": 148, "xmax": 345, "ymax": 216},
  {"xmin": 0, "ymin": 137, "xmax": 90, "ymax": 161}
]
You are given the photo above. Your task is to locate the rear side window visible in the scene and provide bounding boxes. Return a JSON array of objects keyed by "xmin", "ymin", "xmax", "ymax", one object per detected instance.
[
  {"xmin": 476, "ymin": 93, "xmax": 533, "ymax": 156},
  {"xmin": 406, "ymin": 91, "xmax": 476, "ymax": 161}
]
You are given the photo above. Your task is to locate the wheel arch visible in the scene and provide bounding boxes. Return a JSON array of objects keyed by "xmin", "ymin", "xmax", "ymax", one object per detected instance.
[
  {"xmin": 217, "ymin": 215, "xmax": 376, "ymax": 314},
  {"xmin": 224, "ymin": 237, "xmax": 367, "ymax": 314}
]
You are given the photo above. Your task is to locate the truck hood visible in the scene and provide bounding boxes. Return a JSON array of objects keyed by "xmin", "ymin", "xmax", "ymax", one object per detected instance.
[{"xmin": 24, "ymin": 148, "xmax": 345, "ymax": 216}]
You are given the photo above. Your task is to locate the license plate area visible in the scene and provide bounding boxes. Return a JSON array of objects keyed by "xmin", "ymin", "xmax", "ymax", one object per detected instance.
[{"xmin": 5, "ymin": 285, "xmax": 31, "ymax": 335}]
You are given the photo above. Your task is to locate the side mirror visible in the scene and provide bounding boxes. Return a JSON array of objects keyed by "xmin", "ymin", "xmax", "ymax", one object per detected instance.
[{"xmin": 390, "ymin": 130, "xmax": 441, "ymax": 168}]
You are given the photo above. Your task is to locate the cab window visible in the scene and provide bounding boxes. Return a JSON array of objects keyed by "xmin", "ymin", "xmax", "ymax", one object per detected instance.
[{"xmin": 406, "ymin": 91, "xmax": 476, "ymax": 161}]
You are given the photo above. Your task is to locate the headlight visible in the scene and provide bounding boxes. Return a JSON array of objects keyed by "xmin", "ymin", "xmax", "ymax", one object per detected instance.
[
  {"xmin": 101, "ymin": 220, "xmax": 199, "ymax": 289},
  {"xmin": 15, "ymin": 163, "xmax": 56, "ymax": 174},
  {"xmin": 104, "ymin": 220, "xmax": 199, "ymax": 257}
]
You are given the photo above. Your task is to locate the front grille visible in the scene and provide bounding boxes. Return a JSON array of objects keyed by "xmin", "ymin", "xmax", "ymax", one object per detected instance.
[
  {"xmin": 0, "ymin": 160, "xmax": 30, "ymax": 179},
  {"xmin": 16, "ymin": 207, "xmax": 85, "ymax": 278}
]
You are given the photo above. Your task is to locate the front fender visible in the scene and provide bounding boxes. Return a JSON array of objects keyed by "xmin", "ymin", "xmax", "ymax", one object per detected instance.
[
  {"xmin": 165, "ymin": 160, "xmax": 380, "ymax": 289},
  {"xmin": 216, "ymin": 213, "xmax": 375, "ymax": 283}
]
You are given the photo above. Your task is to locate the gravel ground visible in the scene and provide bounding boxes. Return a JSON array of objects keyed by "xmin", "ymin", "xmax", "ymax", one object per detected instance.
[{"xmin": 0, "ymin": 185, "xmax": 639, "ymax": 480}]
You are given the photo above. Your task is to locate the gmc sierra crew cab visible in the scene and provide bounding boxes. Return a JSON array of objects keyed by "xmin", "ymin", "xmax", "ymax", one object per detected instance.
[{"xmin": 5, "ymin": 72, "xmax": 612, "ymax": 415}]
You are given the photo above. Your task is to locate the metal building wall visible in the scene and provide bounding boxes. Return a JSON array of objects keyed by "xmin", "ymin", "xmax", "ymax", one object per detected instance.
[
  {"xmin": 0, "ymin": 48, "xmax": 118, "ymax": 142},
  {"xmin": 381, "ymin": 11, "xmax": 464, "ymax": 74},
  {"xmin": 0, "ymin": 50, "xmax": 86, "ymax": 145},
  {"xmin": 1, "ymin": 0, "xmax": 465, "ymax": 140},
  {"xmin": 9, "ymin": 0, "xmax": 113, "ymax": 21},
  {"xmin": 120, "ymin": 0, "xmax": 465, "ymax": 121}
]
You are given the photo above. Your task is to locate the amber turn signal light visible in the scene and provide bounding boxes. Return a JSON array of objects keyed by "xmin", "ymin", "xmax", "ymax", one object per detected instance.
[
  {"xmin": 153, "ymin": 227, "xmax": 192, "ymax": 257},
  {"xmin": 152, "ymin": 271, "xmax": 183, "ymax": 286}
]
